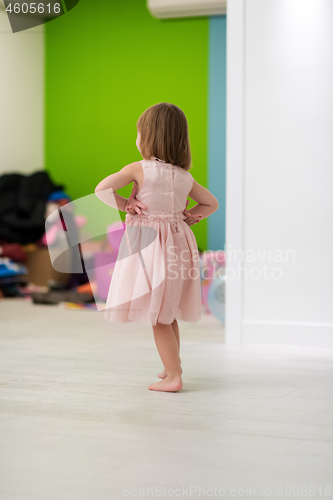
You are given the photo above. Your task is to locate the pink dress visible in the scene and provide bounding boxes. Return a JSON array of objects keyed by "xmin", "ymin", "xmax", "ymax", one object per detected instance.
[{"xmin": 104, "ymin": 158, "xmax": 201, "ymax": 326}]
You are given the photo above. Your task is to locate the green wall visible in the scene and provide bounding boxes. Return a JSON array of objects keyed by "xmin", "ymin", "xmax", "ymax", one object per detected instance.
[{"xmin": 45, "ymin": 0, "xmax": 209, "ymax": 249}]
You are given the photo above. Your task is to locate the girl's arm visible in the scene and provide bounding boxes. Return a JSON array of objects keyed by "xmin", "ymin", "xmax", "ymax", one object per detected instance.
[
  {"xmin": 95, "ymin": 162, "xmax": 143, "ymax": 212},
  {"xmin": 187, "ymin": 180, "xmax": 219, "ymax": 219}
]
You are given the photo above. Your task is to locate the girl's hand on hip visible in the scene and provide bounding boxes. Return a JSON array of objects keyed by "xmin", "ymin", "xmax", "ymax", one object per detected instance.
[
  {"xmin": 183, "ymin": 200, "xmax": 202, "ymax": 226},
  {"xmin": 125, "ymin": 185, "xmax": 147, "ymax": 215}
]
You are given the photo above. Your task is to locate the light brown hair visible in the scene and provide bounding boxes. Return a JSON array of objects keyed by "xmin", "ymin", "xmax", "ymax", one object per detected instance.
[{"xmin": 136, "ymin": 103, "xmax": 192, "ymax": 171}]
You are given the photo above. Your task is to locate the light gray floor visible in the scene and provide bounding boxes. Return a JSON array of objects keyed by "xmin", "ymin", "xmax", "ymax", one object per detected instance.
[{"xmin": 0, "ymin": 299, "xmax": 332, "ymax": 500}]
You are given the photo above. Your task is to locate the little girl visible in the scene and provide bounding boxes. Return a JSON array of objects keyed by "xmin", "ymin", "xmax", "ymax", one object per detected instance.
[{"xmin": 95, "ymin": 103, "xmax": 219, "ymax": 392}]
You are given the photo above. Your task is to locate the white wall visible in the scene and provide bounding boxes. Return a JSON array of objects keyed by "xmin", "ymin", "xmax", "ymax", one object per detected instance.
[
  {"xmin": 226, "ymin": 0, "xmax": 333, "ymax": 347},
  {"xmin": 0, "ymin": 6, "xmax": 44, "ymax": 175}
]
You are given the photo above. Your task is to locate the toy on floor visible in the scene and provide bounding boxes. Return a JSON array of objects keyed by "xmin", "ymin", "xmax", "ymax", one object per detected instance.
[
  {"xmin": 207, "ymin": 274, "xmax": 226, "ymax": 323},
  {"xmin": 200, "ymin": 250, "xmax": 225, "ymax": 313},
  {"xmin": 40, "ymin": 209, "xmax": 87, "ymax": 247},
  {"xmin": 107, "ymin": 221, "xmax": 126, "ymax": 251},
  {"xmin": 93, "ymin": 221, "xmax": 126, "ymax": 301},
  {"xmin": 31, "ymin": 289, "xmax": 94, "ymax": 305},
  {"xmin": 0, "ymin": 257, "xmax": 28, "ymax": 278},
  {"xmin": 63, "ymin": 302, "xmax": 97, "ymax": 310}
]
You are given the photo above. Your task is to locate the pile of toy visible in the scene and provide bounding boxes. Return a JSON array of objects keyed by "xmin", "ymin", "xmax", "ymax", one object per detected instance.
[
  {"xmin": 0, "ymin": 171, "xmax": 64, "ymax": 298},
  {"xmin": 0, "ymin": 170, "xmax": 96, "ymax": 305}
]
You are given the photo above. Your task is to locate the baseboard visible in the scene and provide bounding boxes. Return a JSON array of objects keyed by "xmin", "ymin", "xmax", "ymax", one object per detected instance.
[{"xmin": 242, "ymin": 321, "xmax": 333, "ymax": 348}]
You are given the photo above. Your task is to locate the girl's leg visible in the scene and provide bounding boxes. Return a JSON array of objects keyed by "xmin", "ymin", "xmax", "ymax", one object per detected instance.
[
  {"xmin": 158, "ymin": 319, "xmax": 182, "ymax": 379},
  {"xmin": 172, "ymin": 318, "xmax": 180, "ymax": 351},
  {"xmin": 149, "ymin": 321, "xmax": 183, "ymax": 392}
]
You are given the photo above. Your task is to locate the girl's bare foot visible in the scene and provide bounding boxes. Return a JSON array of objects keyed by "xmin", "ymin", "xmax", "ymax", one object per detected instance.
[
  {"xmin": 149, "ymin": 375, "xmax": 183, "ymax": 392},
  {"xmin": 158, "ymin": 365, "xmax": 182, "ymax": 379}
]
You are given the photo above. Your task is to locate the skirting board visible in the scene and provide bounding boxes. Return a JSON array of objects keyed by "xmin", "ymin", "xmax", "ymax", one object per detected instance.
[{"xmin": 243, "ymin": 321, "xmax": 333, "ymax": 349}]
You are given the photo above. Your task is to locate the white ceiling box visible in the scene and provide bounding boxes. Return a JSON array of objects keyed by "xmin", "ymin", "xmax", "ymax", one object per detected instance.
[{"xmin": 147, "ymin": 0, "xmax": 227, "ymax": 19}]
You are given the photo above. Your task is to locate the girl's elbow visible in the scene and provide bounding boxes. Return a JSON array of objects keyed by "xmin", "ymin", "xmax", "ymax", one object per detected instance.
[
  {"xmin": 95, "ymin": 185, "xmax": 104, "ymax": 199},
  {"xmin": 95, "ymin": 183, "xmax": 107, "ymax": 195},
  {"xmin": 95, "ymin": 182, "xmax": 114, "ymax": 194}
]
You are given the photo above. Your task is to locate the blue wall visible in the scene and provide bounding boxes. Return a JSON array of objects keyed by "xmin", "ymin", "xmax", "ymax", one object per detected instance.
[{"xmin": 207, "ymin": 15, "xmax": 226, "ymax": 251}]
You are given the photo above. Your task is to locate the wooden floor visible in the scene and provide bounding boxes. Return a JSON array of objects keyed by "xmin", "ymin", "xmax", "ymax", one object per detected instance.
[{"xmin": 0, "ymin": 298, "xmax": 332, "ymax": 500}]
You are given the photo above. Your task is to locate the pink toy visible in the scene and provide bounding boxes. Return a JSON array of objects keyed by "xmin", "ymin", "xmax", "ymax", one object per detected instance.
[
  {"xmin": 107, "ymin": 221, "xmax": 126, "ymax": 252},
  {"xmin": 93, "ymin": 221, "xmax": 126, "ymax": 300},
  {"xmin": 40, "ymin": 211, "xmax": 87, "ymax": 246},
  {"xmin": 93, "ymin": 251, "xmax": 118, "ymax": 300},
  {"xmin": 200, "ymin": 251, "xmax": 225, "ymax": 313}
]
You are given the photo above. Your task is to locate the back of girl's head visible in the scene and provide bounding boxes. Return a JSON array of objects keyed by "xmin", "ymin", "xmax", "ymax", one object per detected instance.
[{"xmin": 136, "ymin": 103, "xmax": 192, "ymax": 171}]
